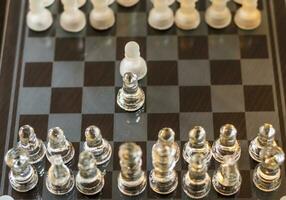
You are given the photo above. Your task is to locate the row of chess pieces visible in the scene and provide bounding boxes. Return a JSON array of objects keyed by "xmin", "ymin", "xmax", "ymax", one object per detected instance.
[
  {"xmin": 4, "ymin": 123, "xmax": 285, "ymax": 197},
  {"xmin": 27, "ymin": 0, "xmax": 262, "ymax": 33}
]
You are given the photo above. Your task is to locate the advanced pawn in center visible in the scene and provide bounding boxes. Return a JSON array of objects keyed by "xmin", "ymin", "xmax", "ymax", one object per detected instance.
[
  {"xmin": 90, "ymin": 0, "xmax": 115, "ymax": 30},
  {"xmin": 175, "ymin": 0, "xmax": 200, "ymax": 30}
]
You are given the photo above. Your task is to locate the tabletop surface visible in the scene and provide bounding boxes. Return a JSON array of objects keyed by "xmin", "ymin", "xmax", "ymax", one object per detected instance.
[{"xmin": 0, "ymin": 0, "xmax": 286, "ymax": 199}]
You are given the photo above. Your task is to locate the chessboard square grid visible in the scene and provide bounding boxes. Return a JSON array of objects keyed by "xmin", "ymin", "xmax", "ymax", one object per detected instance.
[
  {"xmin": 116, "ymin": 37, "xmax": 146, "ymax": 60},
  {"xmin": 180, "ymin": 86, "xmax": 212, "ymax": 112},
  {"xmin": 147, "ymin": 36, "xmax": 178, "ymax": 60},
  {"xmin": 81, "ymin": 114, "xmax": 114, "ymax": 141},
  {"xmin": 48, "ymin": 114, "xmax": 82, "ymax": 142},
  {"xmin": 18, "ymin": 87, "xmax": 51, "ymax": 114},
  {"xmin": 116, "ymin": 12, "xmax": 147, "ymax": 36},
  {"xmin": 84, "ymin": 62, "xmax": 115, "ymax": 86},
  {"xmin": 85, "ymin": 37, "xmax": 116, "ymax": 61},
  {"xmin": 213, "ymin": 112, "xmax": 247, "ymax": 140},
  {"xmin": 244, "ymin": 85, "xmax": 275, "ymax": 111},
  {"xmin": 55, "ymin": 38, "xmax": 85, "ymax": 61},
  {"xmin": 147, "ymin": 86, "xmax": 179, "ymax": 113},
  {"xmin": 210, "ymin": 60, "xmax": 242, "ymax": 85},
  {"xmin": 50, "ymin": 87, "xmax": 82, "ymax": 113},
  {"xmin": 24, "ymin": 62, "xmax": 53, "ymax": 87},
  {"xmin": 211, "ymin": 85, "xmax": 245, "ymax": 112},
  {"xmin": 239, "ymin": 35, "xmax": 269, "ymax": 59},
  {"xmin": 147, "ymin": 61, "xmax": 178, "ymax": 85},
  {"xmin": 208, "ymin": 35, "xmax": 240, "ymax": 60},
  {"xmin": 178, "ymin": 36, "xmax": 209, "ymax": 60},
  {"xmin": 114, "ymin": 113, "xmax": 147, "ymax": 141},
  {"xmin": 52, "ymin": 62, "xmax": 84, "ymax": 87}
]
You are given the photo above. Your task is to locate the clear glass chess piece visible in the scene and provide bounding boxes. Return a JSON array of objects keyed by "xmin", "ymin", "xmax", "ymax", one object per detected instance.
[
  {"xmin": 117, "ymin": 72, "xmax": 145, "ymax": 112},
  {"xmin": 183, "ymin": 154, "xmax": 211, "ymax": 199},
  {"xmin": 76, "ymin": 151, "xmax": 105, "ymax": 195},
  {"xmin": 46, "ymin": 127, "xmax": 75, "ymax": 165},
  {"xmin": 212, "ymin": 155, "xmax": 242, "ymax": 196},
  {"xmin": 118, "ymin": 143, "xmax": 147, "ymax": 196},
  {"xmin": 83, "ymin": 125, "xmax": 112, "ymax": 166},
  {"xmin": 5, "ymin": 147, "xmax": 38, "ymax": 192},
  {"xmin": 183, "ymin": 126, "xmax": 212, "ymax": 164},
  {"xmin": 46, "ymin": 155, "xmax": 75, "ymax": 195},
  {"xmin": 249, "ymin": 123, "xmax": 277, "ymax": 162},
  {"xmin": 253, "ymin": 145, "xmax": 285, "ymax": 192},
  {"xmin": 212, "ymin": 124, "xmax": 241, "ymax": 163},
  {"xmin": 149, "ymin": 140, "xmax": 178, "ymax": 194}
]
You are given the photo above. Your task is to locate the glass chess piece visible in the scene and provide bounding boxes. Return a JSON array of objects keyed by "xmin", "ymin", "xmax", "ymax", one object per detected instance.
[
  {"xmin": 46, "ymin": 127, "xmax": 75, "ymax": 165},
  {"xmin": 183, "ymin": 126, "xmax": 212, "ymax": 164},
  {"xmin": 118, "ymin": 143, "xmax": 147, "ymax": 196},
  {"xmin": 90, "ymin": 0, "xmax": 115, "ymax": 30},
  {"xmin": 117, "ymin": 72, "xmax": 145, "ymax": 112},
  {"xmin": 183, "ymin": 154, "xmax": 211, "ymax": 199},
  {"xmin": 149, "ymin": 138, "xmax": 178, "ymax": 194},
  {"xmin": 151, "ymin": 0, "xmax": 175, "ymax": 6},
  {"xmin": 76, "ymin": 151, "xmax": 105, "ymax": 195},
  {"xmin": 253, "ymin": 145, "xmax": 285, "ymax": 192},
  {"xmin": 212, "ymin": 124, "xmax": 241, "ymax": 163},
  {"xmin": 117, "ymin": 0, "xmax": 140, "ymax": 7},
  {"xmin": 0, "ymin": 195, "xmax": 14, "ymax": 200},
  {"xmin": 212, "ymin": 155, "xmax": 242, "ymax": 196},
  {"xmin": 43, "ymin": 0, "xmax": 55, "ymax": 7},
  {"xmin": 249, "ymin": 123, "xmax": 277, "ymax": 162},
  {"xmin": 46, "ymin": 155, "xmax": 75, "ymax": 195},
  {"xmin": 83, "ymin": 125, "xmax": 112, "ymax": 166},
  {"xmin": 5, "ymin": 147, "xmax": 38, "ymax": 192}
]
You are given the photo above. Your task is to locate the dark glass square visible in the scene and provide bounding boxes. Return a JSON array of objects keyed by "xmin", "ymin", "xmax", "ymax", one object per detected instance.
[
  {"xmin": 24, "ymin": 63, "xmax": 52, "ymax": 87},
  {"xmin": 55, "ymin": 38, "xmax": 85, "ymax": 61},
  {"xmin": 240, "ymin": 35, "xmax": 269, "ymax": 58},
  {"xmin": 178, "ymin": 36, "xmax": 209, "ymax": 59},
  {"xmin": 147, "ymin": 61, "xmax": 178, "ymax": 85},
  {"xmin": 84, "ymin": 62, "xmax": 115, "ymax": 86}
]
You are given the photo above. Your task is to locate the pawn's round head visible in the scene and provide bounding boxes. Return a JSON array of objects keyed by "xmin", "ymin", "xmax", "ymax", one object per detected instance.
[
  {"xmin": 189, "ymin": 154, "xmax": 206, "ymax": 170},
  {"xmin": 19, "ymin": 125, "xmax": 35, "ymax": 145},
  {"xmin": 189, "ymin": 126, "xmax": 206, "ymax": 146},
  {"xmin": 220, "ymin": 124, "xmax": 237, "ymax": 140},
  {"xmin": 48, "ymin": 127, "xmax": 66, "ymax": 147},
  {"xmin": 259, "ymin": 123, "xmax": 275, "ymax": 139},
  {"xmin": 260, "ymin": 145, "xmax": 285, "ymax": 168},
  {"xmin": 125, "ymin": 41, "xmax": 140, "ymax": 58},
  {"xmin": 158, "ymin": 128, "xmax": 175, "ymax": 144},
  {"xmin": 5, "ymin": 147, "xmax": 29, "ymax": 171},
  {"xmin": 78, "ymin": 151, "xmax": 96, "ymax": 171},
  {"xmin": 85, "ymin": 125, "xmax": 102, "ymax": 145},
  {"xmin": 119, "ymin": 142, "xmax": 142, "ymax": 161}
]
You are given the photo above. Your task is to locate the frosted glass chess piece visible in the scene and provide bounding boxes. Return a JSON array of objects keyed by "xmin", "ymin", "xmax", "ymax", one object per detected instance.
[
  {"xmin": 149, "ymin": 139, "xmax": 178, "ymax": 194},
  {"xmin": 90, "ymin": 0, "xmax": 115, "ymax": 30},
  {"xmin": 183, "ymin": 126, "xmax": 212, "ymax": 164},
  {"xmin": 157, "ymin": 128, "xmax": 180, "ymax": 163},
  {"xmin": 76, "ymin": 151, "xmax": 105, "ymax": 195},
  {"xmin": 46, "ymin": 155, "xmax": 75, "ymax": 195},
  {"xmin": 205, "ymin": 0, "xmax": 232, "ymax": 29},
  {"xmin": 151, "ymin": 0, "xmax": 176, "ymax": 6},
  {"xmin": 120, "ymin": 41, "xmax": 147, "ymax": 80},
  {"xmin": 0, "ymin": 196, "xmax": 14, "ymax": 200},
  {"xmin": 118, "ymin": 143, "xmax": 147, "ymax": 196},
  {"xmin": 148, "ymin": 0, "xmax": 174, "ymax": 30},
  {"xmin": 249, "ymin": 123, "xmax": 277, "ymax": 162},
  {"xmin": 27, "ymin": 0, "xmax": 53, "ymax": 31},
  {"xmin": 234, "ymin": 0, "xmax": 261, "ymax": 30},
  {"xmin": 175, "ymin": 0, "xmax": 200, "ymax": 30},
  {"xmin": 212, "ymin": 124, "xmax": 241, "ymax": 163},
  {"xmin": 60, "ymin": 0, "xmax": 87, "ymax": 7},
  {"xmin": 43, "ymin": 0, "xmax": 55, "ymax": 7},
  {"xmin": 83, "ymin": 126, "xmax": 112, "ymax": 166},
  {"xmin": 117, "ymin": 72, "xmax": 145, "ymax": 112},
  {"xmin": 60, "ymin": 0, "xmax": 86, "ymax": 32},
  {"xmin": 212, "ymin": 155, "xmax": 242, "ymax": 196},
  {"xmin": 46, "ymin": 127, "xmax": 75, "ymax": 165},
  {"xmin": 253, "ymin": 145, "xmax": 285, "ymax": 192},
  {"xmin": 5, "ymin": 147, "xmax": 38, "ymax": 192},
  {"xmin": 234, "ymin": 0, "xmax": 242, "ymax": 4},
  {"xmin": 183, "ymin": 154, "xmax": 211, "ymax": 199},
  {"xmin": 117, "ymin": 0, "xmax": 140, "ymax": 7}
]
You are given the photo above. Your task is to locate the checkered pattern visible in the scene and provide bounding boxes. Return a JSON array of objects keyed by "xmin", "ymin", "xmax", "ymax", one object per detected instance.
[{"xmin": 7, "ymin": 0, "xmax": 286, "ymax": 199}]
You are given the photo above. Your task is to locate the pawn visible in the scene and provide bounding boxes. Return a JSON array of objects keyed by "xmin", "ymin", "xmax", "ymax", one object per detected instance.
[
  {"xmin": 148, "ymin": 0, "xmax": 174, "ymax": 30},
  {"xmin": 234, "ymin": 0, "xmax": 242, "ymax": 4},
  {"xmin": 46, "ymin": 155, "xmax": 74, "ymax": 195},
  {"xmin": 84, "ymin": 126, "xmax": 112, "ymax": 165},
  {"xmin": 183, "ymin": 154, "xmax": 211, "ymax": 199},
  {"xmin": 253, "ymin": 145, "xmax": 285, "ymax": 192},
  {"xmin": 120, "ymin": 41, "xmax": 147, "ymax": 80},
  {"xmin": 118, "ymin": 143, "xmax": 147, "ymax": 196},
  {"xmin": 60, "ymin": 0, "xmax": 86, "ymax": 32},
  {"xmin": 27, "ymin": 0, "xmax": 53, "ymax": 32},
  {"xmin": 43, "ymin": 0, "xmax": 55, "ymax": 7},
  {"xmin": 76, "ymin": 151, "xmax": 105, "ymax": 195},
  {"xmin": 183, "ymin": 126, "xmax": 212, "ymax": 164},
  {"xmin": 249, "ymin": 123, "xmax": 277, "ymax": 162},
  {"xmin": 205, "ymin": 0, "xmax": 232, "ymax": 29},
  {"xmin": 175, "ymin": 0, "xmax": 200, "ymax": 30},
  {"xmin": 5, "ymin": 147, "xmax": 38, "ymax": 192},
  {"xmin": 212, "ymin": 124, "xmax": 241, "ymax": 163},
  {"xmin": 117, "ymin": 72, "xmax": 145, "ymax": 112},
  {"xmin": 234, "ymin": 0, "xmax": 261, "ymax": 30},
  {"xmin": 46, "ymin": 127, "xmax": 75, "ymax": 165},
  {"xmin": 151, "ymin": 0, "xmax": 176, "ymax": 6},
  {"xmin": 90, "ymin": 0, "xmax": 115, "ymax": 30},
  {"xmin": 212, "ymin": 155, "xmax": 242, "ymax": 196},
  {"xmin": 61, "ymin": 0, "xmax": 87, "ymax": 7},
  {"xmin": 117, "ymin": 0, "xmax": 139, "ymax": 7}
]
